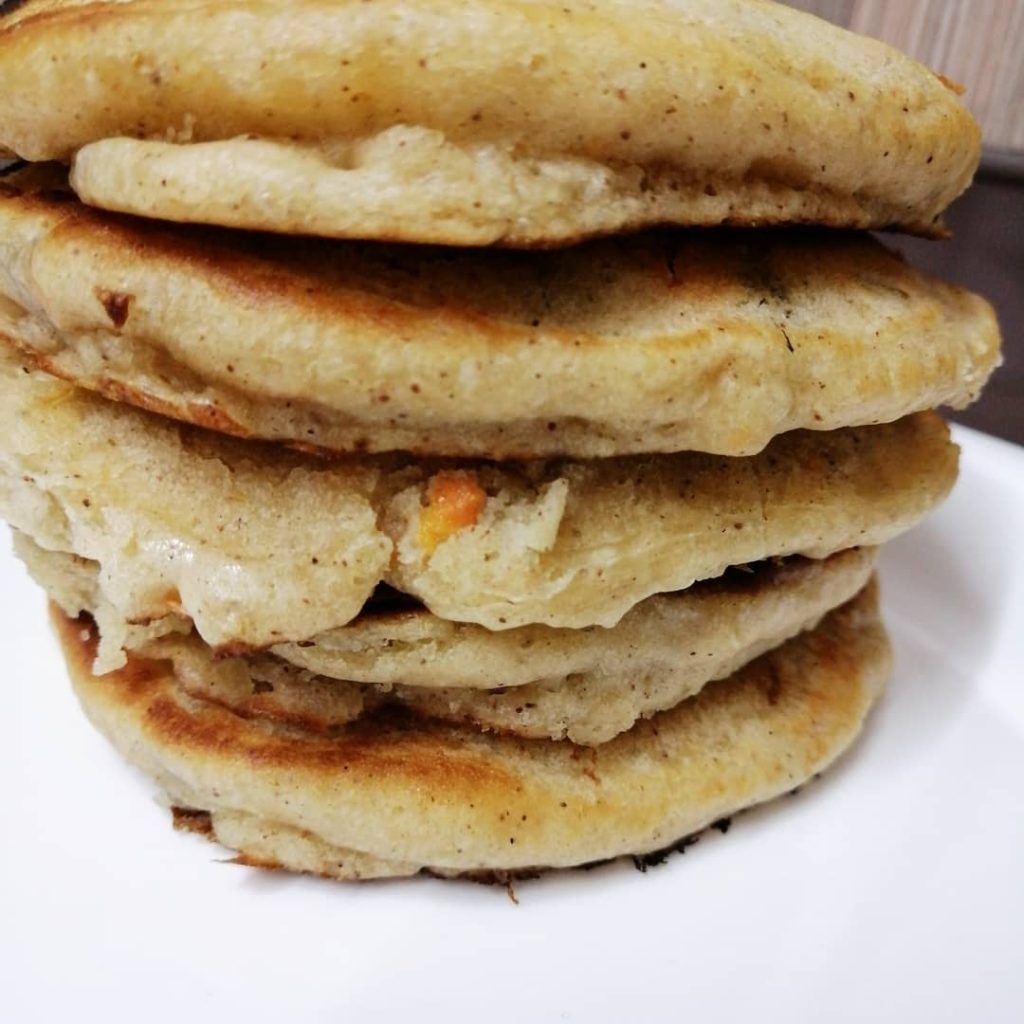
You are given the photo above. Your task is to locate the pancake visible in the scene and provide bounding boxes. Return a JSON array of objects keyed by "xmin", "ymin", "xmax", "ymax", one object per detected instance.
[
  {"xmin": 11, "ymin": 532, "xmax": 191, "ymax": 673},
  {"xmin": 20, "ymin": 534, "xmax": 876, "ymax": 743},
  {"xmin": 0, "ymin": 170, "xmax": 1000, "ymax": 460},
  {"xmin": 0, "ymin": 1, "xmax": 979, "ymax": 244},
  {"xmin": 0, "ymin": 352, "xmax": 957, "ymax": 646},
  {"xmin": 53, "ymin": 579, "xmax": 889, "ymax": 877}
]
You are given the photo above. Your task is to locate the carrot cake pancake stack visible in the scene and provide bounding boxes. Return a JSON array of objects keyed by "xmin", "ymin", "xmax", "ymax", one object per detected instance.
[{"xmin": 0, "ymin": 0, "xmax": 999, "ymax": 879}]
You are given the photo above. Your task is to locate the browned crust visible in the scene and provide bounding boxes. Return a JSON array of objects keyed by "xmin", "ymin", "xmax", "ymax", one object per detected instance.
[
  {"xmin": 0, "ymin": 176, "xmax": 953, "ymax": 335},
  {"xmin": 170, "ymin": 806, "xmax": 214, "ymax": 837},
  {"xmin": 51, "ymin": 581, "xmax": 889, "ymax": 874},
  {"xmin": 2, "ymin": 340, "xmax": 255, "ymax": 440},
  {"xmin": 58, "ymin": 611, "xmax": 520, "ymax": 796},
  {"xmin": 0, "ymin": 177, "xmax": 1000, "ymax": 460}
]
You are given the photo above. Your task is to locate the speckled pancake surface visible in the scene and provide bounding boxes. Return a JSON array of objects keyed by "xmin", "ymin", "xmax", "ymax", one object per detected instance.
[
  {"xmin": 54, "ymin": 581, "xmax": 889, "ymax": 877},
  {"xmin": 0, "ymin": 0, "xmax": 979, "ymax": 243},
  {"xmin": 0, "ymin": 171, "xmax": 1000, "ymax": 459},
  {"xmin": 20, "ymin": 534, "xmax": 876, "ymax": 743},
  {"xmin": 0, "ymin": 352, "xmax": 957, "ymax": 647}
]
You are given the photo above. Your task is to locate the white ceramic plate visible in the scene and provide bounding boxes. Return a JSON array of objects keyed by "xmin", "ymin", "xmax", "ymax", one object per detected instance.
[{"xmin": 2, "ymin": 425, "xmax": 1022, "ymax": 1024}]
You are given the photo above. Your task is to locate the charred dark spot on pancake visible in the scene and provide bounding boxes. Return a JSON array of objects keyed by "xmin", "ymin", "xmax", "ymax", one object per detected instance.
[
  {"xmin": 171, "ymin": 807, "xmax": 213, "ymax": 837},
  {"xmin": 437, "ymin": 866, "xmax": 542, "ymax": 888},
  {"xmin": 94, "ymin": 287, "xmax": 134, "ymax": 328},
  {"xmin": 632, "ymin": 833, "xmax": 700, "ymax": 872}
]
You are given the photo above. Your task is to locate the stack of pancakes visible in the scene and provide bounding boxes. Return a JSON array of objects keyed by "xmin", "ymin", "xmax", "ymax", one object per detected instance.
[{"xmin": 0, "ymin": 1, "xmax": 1000, "ymax": 880}]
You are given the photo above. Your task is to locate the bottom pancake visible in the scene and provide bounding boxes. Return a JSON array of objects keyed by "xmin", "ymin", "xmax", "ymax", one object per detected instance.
[{"xmin": 54, "ymin": 581, "xmax": 888, "ymax": 879}]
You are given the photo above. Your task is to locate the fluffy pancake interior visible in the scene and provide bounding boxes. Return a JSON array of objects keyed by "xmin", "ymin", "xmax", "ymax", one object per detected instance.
[{"xmin": 0, "ymin": 351, "xmax": 958, "ymax": 647}]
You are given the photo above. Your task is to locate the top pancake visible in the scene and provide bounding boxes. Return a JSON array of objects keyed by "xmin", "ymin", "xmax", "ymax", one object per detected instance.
[
  {"xmin": 0, "ymin": 0, "xmax": 980, "ymax": 244},
  {"xmin": 0, "ymin": 168, "xmax": 1000, "ymax": 460}
]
